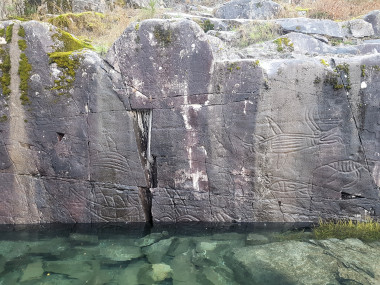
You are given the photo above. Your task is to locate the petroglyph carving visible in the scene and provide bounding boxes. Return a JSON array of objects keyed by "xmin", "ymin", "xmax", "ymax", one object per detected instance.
[
  {"xmin": 256, "ymin": 109, "xmax": 343, "ymax": 167},
  {"xmin": 92, "ymin": 151, "xmax": 131, "ymax": 173},
  {"xmin": 269, "ymin": 179, "xmax": 310, "ymax": 195},
  {"xmin": 71, "ymin": 186, "xmax": 142, "ymax": 222},
  {"xmin": 313, "ymin": 160, "xmax": 365, "ymax": 190}
]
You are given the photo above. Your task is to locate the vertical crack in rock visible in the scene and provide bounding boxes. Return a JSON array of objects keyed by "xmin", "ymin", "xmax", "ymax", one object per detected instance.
[
  {"xmin": 131, "ymin": 109, "xmax": 154, "ymax": 224},
  {"xmin": 331, "ymin": 58, "xmax": 370, "ymax": 170}
]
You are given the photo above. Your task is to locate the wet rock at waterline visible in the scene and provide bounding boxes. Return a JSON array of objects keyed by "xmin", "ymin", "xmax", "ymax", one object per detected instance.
[{"xmin": 1, "ymin": 12, "xmax": 380, "ymax": 224}]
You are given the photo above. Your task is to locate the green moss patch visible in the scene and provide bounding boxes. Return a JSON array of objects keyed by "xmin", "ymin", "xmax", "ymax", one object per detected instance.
[
  {"xmin": 0, "ymin": 28, "xmax": 4, "ymax": 37},
  {"xmin": 49, "ymin": 51, "xmax": 82, "ymax": 96},
  {"xmin": 335, "ymin": 63, "xmax": 351, "ymax": 90},
  {"xmin": 273, "ymin": 37, "xmax": 294, "ymax": 52},
  {"xmin": 18, "ymin": 53, "xmax": 32, "ymax": 105},
  {"xmin": 48, "ymin": 28, "xmax": 92, "ymax": 97},
  {"xmin": 18, "ymin": 25, "xmax": 26, "ymax": 38},
  {"xmin": 6, "ymin": 24, "xmax": 14, "ymax": 43},
  {"xmin": 18, "ymin": 39, "xmax": 27, "ymax": 51},
  {"xmin": 0, "ymin": 48, "xmax": 11, "ymax": 97},
  {"xmin": 52, "ymin": 28, "xmax": 93, "ymax": 52}
]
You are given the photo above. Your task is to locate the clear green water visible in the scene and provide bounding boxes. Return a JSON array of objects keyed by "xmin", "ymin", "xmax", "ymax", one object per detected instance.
[{"xmin": 0, "ymin": 223, "xmax": 379, "ymax": 285}]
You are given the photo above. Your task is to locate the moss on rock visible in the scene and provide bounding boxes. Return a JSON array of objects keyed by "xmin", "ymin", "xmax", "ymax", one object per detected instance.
[
  {"xmin": 18, "ymin": 25, "xmax": 26, "ymax": 38},
  {"xmin": 19, "ymin": 53, "xmax": 32, "ymax": 105},
  {"xmin": 273, "ymin": 37, "xmax": 294, "ymax": 52},
  {"xmin": 18, "ymin": 39, "xmax": 27, "ymax": 51},
  {"xmin": 49, "ymin": 51, "xmax": 82, "ymax": 96},
  {"xmin": 6, "ymin": 24, "xmax": 14, "ymax": 44},
  {"xmin": 52, "ymin": 28, "xmax": 93, "ymax": 53},
  {"xmin": 0, "ymin": 48, "xmax": 11, "ymax": 97}
]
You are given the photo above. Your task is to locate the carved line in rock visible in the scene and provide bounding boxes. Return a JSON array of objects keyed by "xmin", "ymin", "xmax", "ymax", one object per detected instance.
[
  {"xmin": 312, "ymin": 160, "xmax": 366, "ymax": 191},
  {"xmin": 256, "ymin": 108, "xmax": 343, "ymax": 168}
]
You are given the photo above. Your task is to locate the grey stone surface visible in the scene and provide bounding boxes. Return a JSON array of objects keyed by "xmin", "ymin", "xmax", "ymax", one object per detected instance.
[
  {"xmin": 2, "ymin": 12, "xmax": 380, "ymax": 224},
  {"xmin": 364, "ymin": 10, "xmax": 380, "ymax": 37},
  {"xmin": 275, "ymin": 17, "xmax": 344, "ymax": 38},
  {"xmin": 214, "ymin": 0, "xmax": 283, "ymax": 20},
  {"xmin": 0, "ymin": 21, "xmax": 147, "ymax": 223},
  {"xmin": 109, "ymin": 18, "xmax": 380, "ymax": 223},
  {"xmin": 340, "ymin": 19, "xmax": 374, "ymax": 38}
]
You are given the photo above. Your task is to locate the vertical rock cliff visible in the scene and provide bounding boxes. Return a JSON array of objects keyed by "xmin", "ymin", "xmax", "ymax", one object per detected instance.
[{"xmin": 0, "ymin": 14, "xmax": 379, "ymax": 224}]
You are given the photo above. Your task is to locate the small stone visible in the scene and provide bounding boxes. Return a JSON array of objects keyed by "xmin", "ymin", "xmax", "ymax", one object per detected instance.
[{"xmin": 151, "ymin": 263, "xmax": 173, "ymax": 282}]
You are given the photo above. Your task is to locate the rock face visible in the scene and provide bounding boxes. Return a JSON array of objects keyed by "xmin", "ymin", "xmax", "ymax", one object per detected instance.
[
  {"xmin": 0, "ymin": 20, "xmax": 148, "ymax": 223},
  {"xmin": 214, "ymin": 0, "xmax": 283, "ymax": 19},
  {"xmin": 1, "ymin": 9, "xmax": 380, "ymax": 224},
  {"xmin": 108, "ymin": 18, "xmax": 380, "ymax": 223}
]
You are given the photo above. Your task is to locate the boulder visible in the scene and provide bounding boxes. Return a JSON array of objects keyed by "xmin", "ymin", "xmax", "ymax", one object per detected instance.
[
  {"xmin": 364, "ymin": 10, "xmax": 380, "ymax": 37},
  {"xmin": 275, "ymin": 17, "xmax": 344, "ymax": 38},
  {"xmin": 214, "ymin": 0, "xmax": 283, "ymax": 20},
  {"xmin": 340, "ymin": 19, "xmax": 374, "ymax": 38}
]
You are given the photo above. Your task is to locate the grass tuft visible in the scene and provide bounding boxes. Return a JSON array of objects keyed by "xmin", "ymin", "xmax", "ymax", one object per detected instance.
[{"xmin": 313, "ymin": 218, "xmax": 380, "ymax": 241}]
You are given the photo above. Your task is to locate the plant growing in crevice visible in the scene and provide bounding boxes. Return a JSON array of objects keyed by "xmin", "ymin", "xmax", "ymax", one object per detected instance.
[
  {"xmin": 0, "ymin": 48, "xmax": 11, "ymax": 97},
  {"xmin": 335, "ymin": 63, "xmax": 351, "ymax": 90},
  {"xmin": 6, "ymin": 24, "xmax": 14, "ymax": 43},
  {"xmin": 18, "ymin": 25, "xmax": 25, "ymax": 37},
  {"xmin": 18, "ymin": 53, "xmax": 32, "ymax": 105},
  {"xmin": 360, "ymin": 64, "xmax": 366, "ymax": 78}
]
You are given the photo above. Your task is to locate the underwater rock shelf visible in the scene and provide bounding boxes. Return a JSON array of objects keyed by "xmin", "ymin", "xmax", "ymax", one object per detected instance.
[{"xmin": 0, "ymin": 6, "xmax": 380, "ymax": 224}]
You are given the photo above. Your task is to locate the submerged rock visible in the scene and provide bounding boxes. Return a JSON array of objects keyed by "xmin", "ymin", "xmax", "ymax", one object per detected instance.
[
  {"xmin": 225, "ymin": 239, "xmax": 380, "ymax": 285},
  {"xmin": 138, "ymin": 263, "xmax": 173, "ymax": 284}
]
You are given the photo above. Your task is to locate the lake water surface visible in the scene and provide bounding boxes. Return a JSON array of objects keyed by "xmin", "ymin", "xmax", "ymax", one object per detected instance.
[{"xmin": 0, "ymin": 222, "xmax": 379, "ymax": 284}]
